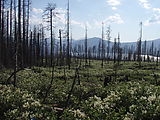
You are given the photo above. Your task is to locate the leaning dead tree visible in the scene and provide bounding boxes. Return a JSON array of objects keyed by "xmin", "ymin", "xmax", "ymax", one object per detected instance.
[{"xmin": 65, "ymin": 67, "xmax": 80, "ymax": 108}]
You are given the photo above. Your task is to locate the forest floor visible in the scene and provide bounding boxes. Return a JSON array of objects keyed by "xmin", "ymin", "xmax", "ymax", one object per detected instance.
[{"xmin": 1, "ymin": 60, "xmax": 160, "ymax": 120}]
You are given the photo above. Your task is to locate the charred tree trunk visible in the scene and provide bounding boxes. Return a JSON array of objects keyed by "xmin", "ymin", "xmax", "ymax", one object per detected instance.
[
  {"xmin": 101, "ymin": 22, "xmax": 104, "ymax": 67},
  {"xmin": 59, "ymin": 29, "xmax": 63, "ymax": 66},
  {"xmin": 85, "ymin": 25, "xmax": 88, "ymax": 66},
  {"xmin": 29, "ymin": 31, "xmax": 33, "ymax": 67}
]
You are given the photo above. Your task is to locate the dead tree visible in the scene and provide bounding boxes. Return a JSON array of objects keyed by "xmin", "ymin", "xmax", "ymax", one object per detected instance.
[
  {"xmin": 45, "ymin": 38, "xmax": 48, "ymax": 66},
  {"xmin": 66, "ymin": 0, "xmax": 70, "ymax": 69},
  {"xmin": 143, "ymin": 40, "xmax": 147, "ymax": 61},
  {"xmin": 42, "ymin": 3, "xmax": 57, "ymax": 103},
  {"xmin": 85, "ymin": 25, "xmax": 88, "ymax": 66},
  {"xmin": 0, "ymin": 0, "xmax": 1, "ymax": 66},
  {"xmin": 1, "ymin": 0, "xmax": 5, "ymax": 66},
  {"xmin": 70, "ymin": 29, "xmax": 73, "ymax": 63},
  {"xmin": 22, "ymin": 0, "xmax": 26, "ymax": 66},
  {"xmin": 156, "ymin": 51, "xmax": 159, "ymax": 66},
  {"xmin": 113, "ymin": 38, "xmax": 117, "ymax": 63},
  {"xmin": 59, "ymin": 29, "xmax": 63, "ymax": 66},
  {"xmin": 6, "ymin": 11, "xmax": 9, "ymax": 67},
  {"xmin": 40, "ymin": 25, "xmax": 45, "ymax": 66},
  {"xmin": 101, "ymin": 22, "xmax": 104, "ymax": 67},
  {"xmin": 137, "ymin": 22, "xmax": 142, "ymax": 67},
  {"xmin": 117, "ymin": 33, "xmax": 121, "ymax": 65},
  {"xmin": 13, "ymin": 0, "xmax": 18, "ymax": 87},
  {"xmin": 98, "ymin": 40, "xmax": 101, "ymax": 59},
  {"xmin": 18, "ymin": 0, "xmax": 23, "ymax": 68},
  {"xmin": 106, "ymin": 26, "xmax": 111, "ymax": 61},
  {"xmin": 26, "ymin": 0, "xmax": 31, "ymax": 66},
  {"xmin": 29, "ymin": 31, "xmax": 32, "ymax": 67},
  {"xmin": 10, "ymin": 0, "xmax": 14, "ymax": 67},
  {"xmin": 65, "ymin": 67, "xmax": 80, "ymax": 108}
]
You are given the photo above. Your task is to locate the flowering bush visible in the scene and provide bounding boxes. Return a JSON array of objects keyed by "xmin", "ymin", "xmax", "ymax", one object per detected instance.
[
  {"xmin": 62, "ymin": 81, "xmax": 160, "ymax": 120},
  {"xmin": 1, "ymin": 62, "xmax": 160, "ymax": 119},
  {"xmin": 0, "ymin": 85, "xmax": 57, "ymax": 120}
]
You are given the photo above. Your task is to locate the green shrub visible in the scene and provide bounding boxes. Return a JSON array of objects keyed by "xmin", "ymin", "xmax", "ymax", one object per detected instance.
[
  {"xmin": 0, "ymin": 85, "xmax": 57, "ymax": 120},
  {"xmin": 62, "ymin": 81, "xmax": 160, "ymax": 120}
]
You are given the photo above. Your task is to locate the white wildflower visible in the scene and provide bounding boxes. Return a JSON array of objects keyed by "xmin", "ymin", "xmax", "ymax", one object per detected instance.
[
  {"xmin": 22, "ymin": 111, "xmax": 29, "ymax": 118},
  {"xmin": 94, "ymin": 95, "xmax": 101, "ymax": 101},
  {"xmin": 142, "ymin": 110, "xmax": 147, "ymax": 114},
  {"xmin": 130, "ymin": 90, "xmax": 134, "ymax": 95},
  {"xmin": 124, "ymin": 116, "xmax": 132, "ymax": 120},
  {"xmin": 10, "ymin": 109, "xmax": 18, "ymax": 114},
  {"xmin": 140, "ymin": 96, "xmax": 147, "ymax": 100},
  {"xmin": 73, "ymin": 109, "xmax": 86, "ymax": 118},
  {"xmin": 23, "ymin": 102, "xmax": 30, "ymax": 108},
  {"xmin": 148, "ymin": 95, "xmax": 156, "ymax": 102},
  {"xmin": 31, "ymin": 101, "xmax": 41, "ymax": 107},
  {"xmin": 129, "ymin": 105, "xmax": 136, "ymax": 112}
]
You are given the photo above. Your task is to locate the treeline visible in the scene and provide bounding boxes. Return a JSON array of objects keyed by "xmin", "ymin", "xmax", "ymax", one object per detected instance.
[{"xmin": 0, "ymin": 0, "xmax": 160, "ymax": 70}]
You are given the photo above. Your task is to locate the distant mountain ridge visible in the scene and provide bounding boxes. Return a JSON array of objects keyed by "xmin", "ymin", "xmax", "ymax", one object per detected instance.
[
  {"xmin": 72, "ymin": 37, "xmax": 160, "ymax": 51},
  {"xmin": 47, "ymin": 37, "xmax": 160, "ymax": 54}
]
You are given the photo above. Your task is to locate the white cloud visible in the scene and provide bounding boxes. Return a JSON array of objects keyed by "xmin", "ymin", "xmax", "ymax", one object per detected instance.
[
  {"xmin": 31, "ymin": 7, "xmax": 87, "ymax": 30},
  {"xmin": 144, "ymin": 14, "xmax": 160, "ymax": 26},
  {"xmin": 152, "ymin": 8, "xmax": 160, "ymax": 13},
  {"xmin": 94, "ymin": 13, "xmax": 124, "ymax": 28},
  {"xmin": 55, "ymin": 8, "xmax": 66, "ymax": 14},
  {"xmin": 138, "ymin": 0, "xmax": 151, "ymax": 9},
  {"xmin": 32, "ymin": 8, "xmax": 43, "ymax": 14},
  {"xmin": 112, "ymin": 7, "xmax": 117, "ymax": 10},
  {"xmin": 71, "ymin": 20, "xmax": 92, "ymax": 29},
  {"xmin": 71, "ymin": 20, "xmax": 82, "ymax": 25},
  {"xmin": 137, "ymin": 0, "xmax": 160, "ymax": 26},
  {"xmin": 94, "ymin": 20, "xmax": 102, "ymax": 27},
  {"xmin": 107, "ymin": 0, "xmax": 121, "ymax": 10},
  {"xmin": 104, "ymin": 13, "xmax": 124, "ymax": 24},
  {"xmin": 107, "ymin": 0, "xmax": 121, "ymax": 6},
  {"xmin": 138, "ymin": 0, "xmax": 160, "ymax": 12},
  {"xmin": 71, "ymin": 20, "xmax": 85, "ymax": 29},
  {"xmin": 54, "ymin": 8, "xmax": 66, "ymax": 24},
  {"xmin": 30, "ymin": 15, "xmax": 43, "ymax": 25},
  {"xmin": 86, "ymin": 21, "xmax": 92, "ymax": 29}
]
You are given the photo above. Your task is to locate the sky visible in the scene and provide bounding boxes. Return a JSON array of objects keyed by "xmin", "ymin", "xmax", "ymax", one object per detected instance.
[{"xmin": 31, "ymin": 0, "xmax": 160, "ymax": 42}]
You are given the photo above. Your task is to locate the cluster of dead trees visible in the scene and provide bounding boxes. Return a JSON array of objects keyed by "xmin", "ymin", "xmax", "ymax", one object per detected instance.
[
  {"xmin": 72, "ymin": 22, "xmax": 160, "ymax": 68},
  {"xmin": 0, "ymin": 0, "xmax": 160, "ymax": 71},
  {"xmin": 0, "ymin": 0, "xmax": 68, "ymax": 69},
  {"xmin": 0, "ymin": 0, "xmax": 46, "ymax": 68}
]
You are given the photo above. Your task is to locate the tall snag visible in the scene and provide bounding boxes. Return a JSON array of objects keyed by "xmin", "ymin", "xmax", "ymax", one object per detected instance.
[
  {"xmin": 137, "ymin": 22, "xmax": 142, "ymax": 67},
  {"xmin": 66, "ymin": 0, "xmax": 70, "ymax": 69},
  {"xmin": 42, "ymin": 3, "xmax": 57, "ymax": 103},
  {"xmin": 85, "ymin": 25, "xmax": 88, "ymax": 66},
  {"xmin": 101, "ymin": 22, "xmax": 104, "ymax": 67}
]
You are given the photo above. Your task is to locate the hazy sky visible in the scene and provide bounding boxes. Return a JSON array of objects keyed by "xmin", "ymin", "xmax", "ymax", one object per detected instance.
[{"xmin": 31, "ymin": 0, "xmax": 160, "ymax": 42}]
